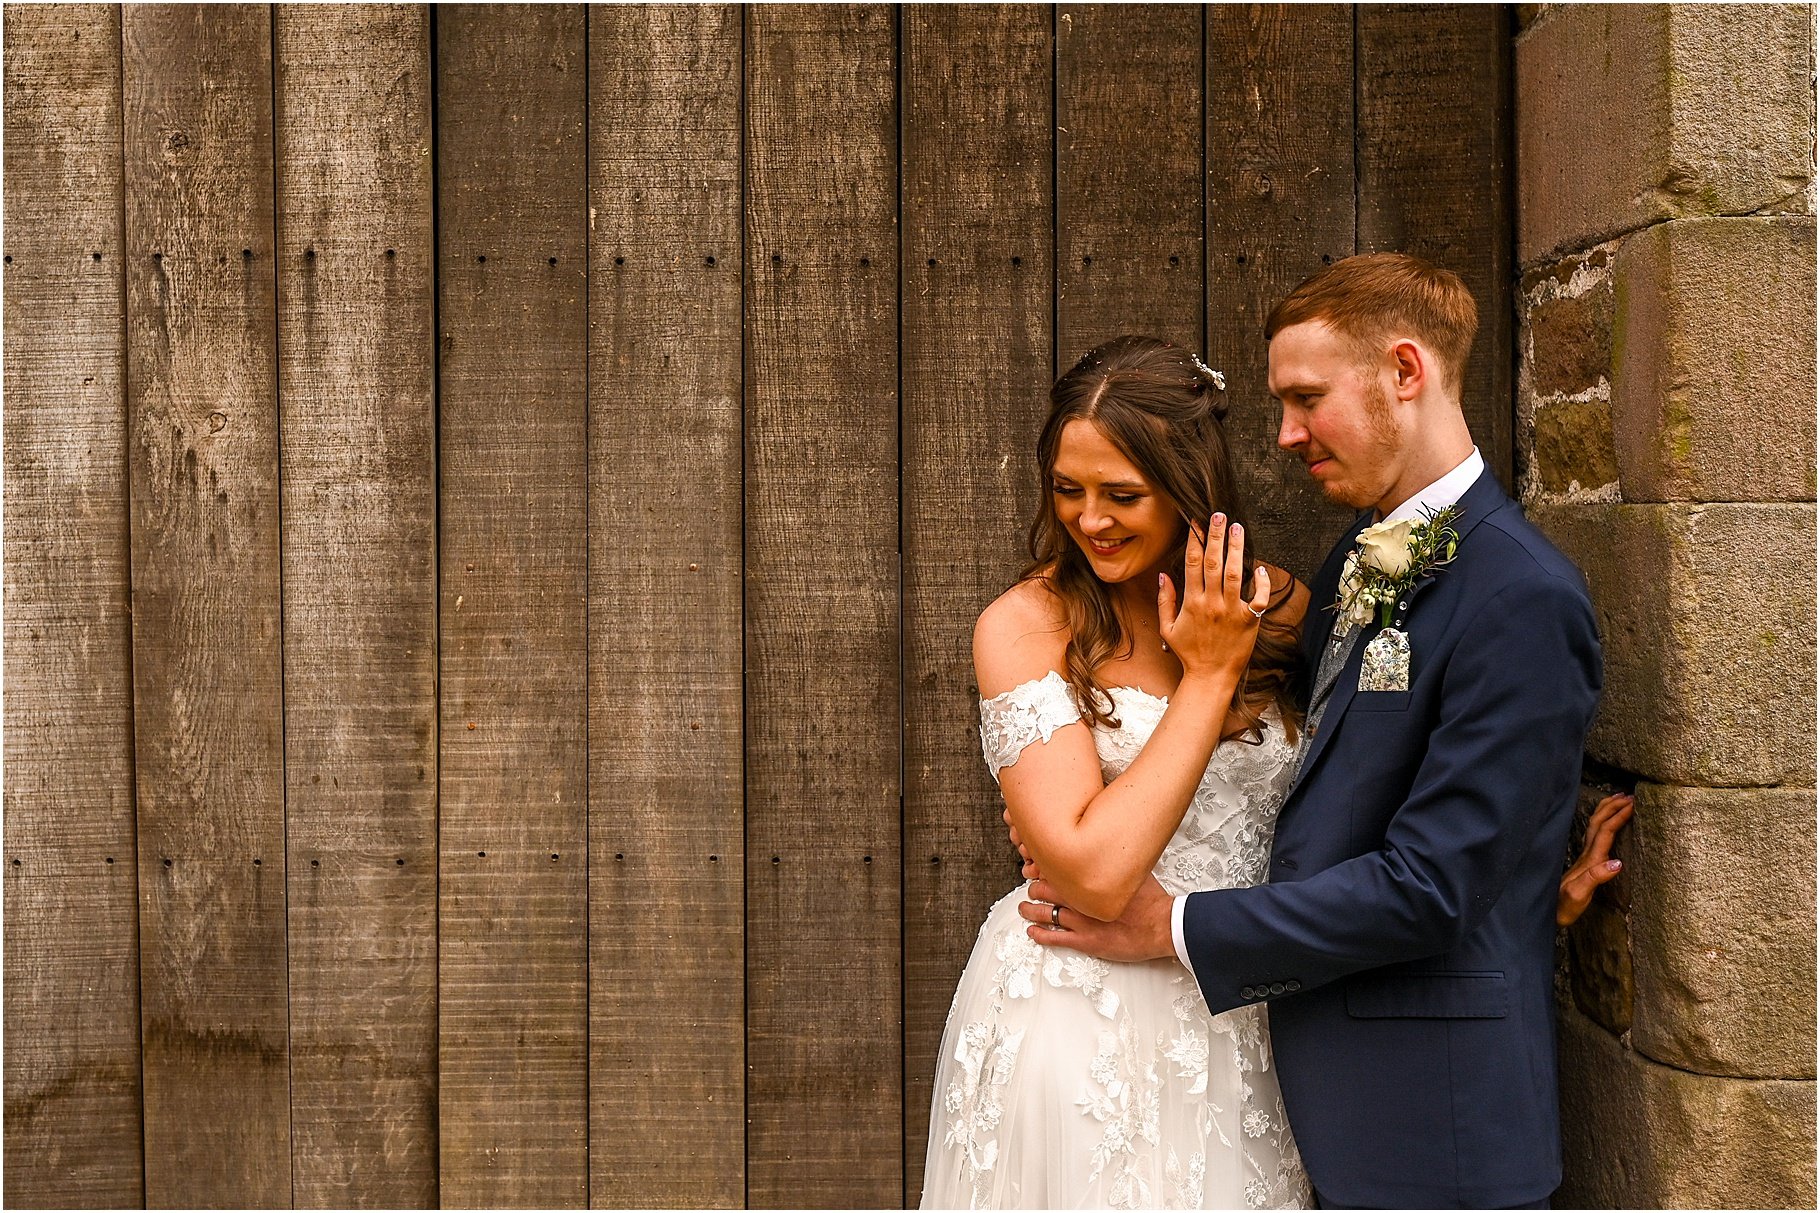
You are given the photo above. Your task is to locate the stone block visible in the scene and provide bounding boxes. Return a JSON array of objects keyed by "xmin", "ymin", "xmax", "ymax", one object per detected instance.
[
  {"xmin": 1613, "ymin": 217, "xmax": 1817, "ymax": 502},
  {"xmin": 1519, "ymin": 246, "xmax": 1621, "ymax": 500},
  {"xmin": 1628, "ymin": 784, "xmax": 1816, "ymax": 1078},
  {"xmin": 1533, "ymin": 503, "xmax": 1817, "ymax": 786},
  {"xmin": 1567, "ymin": 899, "xmax": 1632, "ymax": 1035},
  {"xmin": 1557, "ymin": 1008, "xmax": 1817, "ymax": 1208},
  {"xmin": 1518, "ymin": 4, "xmax": 1815, "ymax": 263},
  {"xmin": 1527, "ymin": 271, "xmax": 1613, "ymax": 399},
  {"xmin": 1532, "ymin": 398, "xmax": 1620, "ymax": 496}
]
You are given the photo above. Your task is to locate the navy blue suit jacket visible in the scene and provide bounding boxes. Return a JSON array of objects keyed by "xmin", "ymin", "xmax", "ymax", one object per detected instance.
[{"xmin": 1180, "ymin": 470, "xmax": 1602, "ymax": 1207}]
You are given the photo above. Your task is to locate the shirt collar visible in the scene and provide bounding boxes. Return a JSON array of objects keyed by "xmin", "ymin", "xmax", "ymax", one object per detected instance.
[{"xmin": 1377, "ymin": 446, "xmax": 1484, "ymax": 526}]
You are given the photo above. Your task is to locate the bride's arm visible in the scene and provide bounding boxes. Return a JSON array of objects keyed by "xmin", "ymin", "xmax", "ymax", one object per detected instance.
[{"xmin": 981, "ymin": 519, "xmax": 1266, "ymax": 922}]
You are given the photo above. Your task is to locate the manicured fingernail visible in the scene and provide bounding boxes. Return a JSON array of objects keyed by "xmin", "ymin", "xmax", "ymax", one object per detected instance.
[
  {"xmin": 1213, "ymin": 513, "xmax": 1225, "ymax": 524},
  {"xmin": 1605, "ymin": 860, "xmax": 1622, "ymax": 872}
]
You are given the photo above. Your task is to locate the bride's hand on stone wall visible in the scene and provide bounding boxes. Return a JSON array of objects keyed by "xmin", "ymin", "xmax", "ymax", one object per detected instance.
[{"xmin": 1557, "ymin": 793, "xmax": 1633, "ymax": 926}]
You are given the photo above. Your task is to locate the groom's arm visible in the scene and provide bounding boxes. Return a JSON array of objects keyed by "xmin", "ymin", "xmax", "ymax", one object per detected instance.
[
  {"xmin": 1015, "ymin": 572, "xmax": 1601, "ymax": 990},
  {"xmin": 1169, "ymin": 572, "xmax": 1601, "ymax": 1016}
]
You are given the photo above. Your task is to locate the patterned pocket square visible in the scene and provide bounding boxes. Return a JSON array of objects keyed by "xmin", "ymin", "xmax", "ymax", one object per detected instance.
[{"xmin": 1359, "ymin": 628, "xmax": 1411, "ymax": 692}]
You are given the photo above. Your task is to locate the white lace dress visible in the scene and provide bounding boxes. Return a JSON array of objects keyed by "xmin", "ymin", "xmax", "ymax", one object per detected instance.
[{"xmin": 920, "ymin": 672, "xmax": 1311, "ymax": 1210}]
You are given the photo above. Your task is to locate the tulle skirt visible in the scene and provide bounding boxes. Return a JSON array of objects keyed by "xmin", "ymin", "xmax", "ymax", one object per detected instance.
[{"xmin": 920, "ymin": 884, "xmax": 1310, "ymax": 1210}]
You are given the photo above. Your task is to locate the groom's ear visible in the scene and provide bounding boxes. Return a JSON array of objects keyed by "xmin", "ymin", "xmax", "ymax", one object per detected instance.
[{"xmin": 1387, "ymin": 338, "xmax": 1428, "ymax": 403}]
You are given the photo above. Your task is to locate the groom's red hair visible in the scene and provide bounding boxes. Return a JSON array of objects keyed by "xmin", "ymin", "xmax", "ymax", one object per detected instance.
[{"xmin": 1265, "ymin": 253, "xmax": 1478, "ymax": 397}]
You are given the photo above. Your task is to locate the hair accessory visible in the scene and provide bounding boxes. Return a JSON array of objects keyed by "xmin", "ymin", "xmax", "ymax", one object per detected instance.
[{"xmin": 1187, "ymin": 352, "xmax": 1226, "ymax": 391}]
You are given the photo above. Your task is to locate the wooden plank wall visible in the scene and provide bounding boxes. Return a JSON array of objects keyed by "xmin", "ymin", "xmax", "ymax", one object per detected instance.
[
  {"xmin": 121, "ymin": 6, "xmax": 293, "ymax": 1204},
  {"xmin": 274, "ymin": 6, "xmax": 439, "ymax": 1205},
  {"xmin": 435, "ymin": 6, "xmax": 591, "ymax": 1205},
  {"xmin": 1057, "ymin": 3, "xmax": 1205, "ymax": 355},
  {"xmin": 743, "ymin": 7, "xmax": 902, "ymax": 1205},
  {"xmin": 586, "ymin": 5, "xmax": 747, "ymax": 1206},
  {"xmin": 3, "ymin": 5, "xmax": 144, "ymax": 1206},
  {"xmin": 3, "ymin": 5, "xmax": 1512, "ymax": 1208}
]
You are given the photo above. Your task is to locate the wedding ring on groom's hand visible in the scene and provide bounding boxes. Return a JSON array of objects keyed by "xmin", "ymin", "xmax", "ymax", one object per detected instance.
[{"xmin": 1050, "ymin": 903, "xmax": 1061, "ymax": 927}]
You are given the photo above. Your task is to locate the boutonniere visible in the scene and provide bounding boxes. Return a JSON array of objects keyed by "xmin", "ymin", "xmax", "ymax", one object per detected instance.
[{"xmin": 1333, "ymin": 505, "xmax": 1462, "ymax": 691}]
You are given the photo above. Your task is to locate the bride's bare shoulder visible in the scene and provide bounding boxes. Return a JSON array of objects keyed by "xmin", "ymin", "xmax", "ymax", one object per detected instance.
[
  {"xmin": 976, "ymin": 572, "xmax": 1067, "ymax": 642},
  {"xmin": 973, "ymin": 572, "xmax": 1070, "ymax": 696}
]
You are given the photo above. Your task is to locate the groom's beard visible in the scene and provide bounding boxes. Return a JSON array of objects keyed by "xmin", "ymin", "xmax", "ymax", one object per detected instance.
[{"xmin": 1310, "ymin": 381, "xmax": 1402, "ymax": 512}]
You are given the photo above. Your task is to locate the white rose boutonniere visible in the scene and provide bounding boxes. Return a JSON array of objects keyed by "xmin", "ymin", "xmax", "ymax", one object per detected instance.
[
  {"xmin": 1356, "ymin": 517, "xmax": 1418, "ymax": 578},
  {"xmin": 1333, "ymin": 505, "xmax": 1462, "ymax": 632}
]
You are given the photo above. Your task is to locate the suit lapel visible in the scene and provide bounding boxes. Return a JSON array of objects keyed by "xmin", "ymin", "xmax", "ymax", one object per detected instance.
[
  {"xmin": 1292, "ymin": 622, "xmax": 1374, "ymax": 782},
  {"xmin": 1289, "ymin": 470, "xmax": 1512, "ymax": 788}
]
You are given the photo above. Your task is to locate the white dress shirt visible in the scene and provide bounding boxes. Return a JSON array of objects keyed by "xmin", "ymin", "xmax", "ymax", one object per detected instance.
[{"xmin": 1169, "ymin": 447, "xmax": 1485, "ymax": 969}]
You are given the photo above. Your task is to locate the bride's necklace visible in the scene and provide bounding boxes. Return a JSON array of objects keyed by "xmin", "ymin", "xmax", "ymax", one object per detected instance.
[{"xmin": 1119, "ymin": 603, "xmax": 1169, "ymax": 652}]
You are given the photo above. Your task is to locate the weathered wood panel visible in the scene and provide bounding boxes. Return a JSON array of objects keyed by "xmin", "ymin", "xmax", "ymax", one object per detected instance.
[
  {"xmin": 744, "ymin": 5, "xmax": 901, "ymax": 1206},
  {"xmin": 899, "ymin": 6, "xmax": 1053, "ymax": 1201},
  {"xmin": 1057, "ymin": 3, "xmax": 1205, "ymax": 358},
  {"xmin": 586, "ymin": 5, "xmax": 745, "ymax": 1206},
  {"xmin": 273, "ymin": 6, "xmax": 438, "ymax": 1206},
  {"xmin": 0, "ymin": 7, "xmax": 1522, "ymax": 1206},
  {"xmin": 2, "ymin": 12, "xmax": 143, "ymax": 1204},
  {"xmin": 1206, "ymin": 4, "xmax": 1357, "ymax": 581},
  {"xmin": 121, "ymin": 4, "xmax": 292, "ymax": 1206},
  {"xmin": 436, "ymin": 6, "xmax": 589, "ymax": 1206},
  {"xmin": 1358, "ymin": 3, "xmax": 1514, "ymax": 485},
  {"xmin": 2, "ymin": 879, "xmax": 144, "ymax": 1207}
]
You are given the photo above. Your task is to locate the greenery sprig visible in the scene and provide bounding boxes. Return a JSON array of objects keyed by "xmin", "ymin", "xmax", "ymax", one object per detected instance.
[{"xmin": 1335, "ymin": 504, "xmax": 1463, "ymax": 630}]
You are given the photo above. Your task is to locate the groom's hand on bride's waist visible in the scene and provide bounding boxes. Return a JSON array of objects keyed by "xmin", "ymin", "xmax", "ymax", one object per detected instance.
[{"xmin": 1019, "ymin": 876, "xmax": 1175, "ymax": 963}]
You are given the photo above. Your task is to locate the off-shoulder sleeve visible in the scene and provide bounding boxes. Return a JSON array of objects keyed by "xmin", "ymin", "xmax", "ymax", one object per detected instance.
[{"xmin": 977, "ymin": 670, "xmax": 1084, "ymax": 783}]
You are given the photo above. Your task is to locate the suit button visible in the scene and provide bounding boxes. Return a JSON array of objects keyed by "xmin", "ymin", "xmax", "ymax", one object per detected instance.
[
  {"xmin": 1287, "ymin": 980, "xmax": 1302, "ymax": 992},
  {"xmin": 1240, "ymin": 986, "xmax": 1255, "ymax": 999},
  {"xmin": 1269, "ymin": 982, "xmax": 1286, "ymax": 996}
]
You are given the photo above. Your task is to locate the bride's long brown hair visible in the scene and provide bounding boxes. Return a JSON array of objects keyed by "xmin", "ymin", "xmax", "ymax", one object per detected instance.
[{"xmin": 1020, "ymin": 335, "xmax": 1302, "ymax": 744}]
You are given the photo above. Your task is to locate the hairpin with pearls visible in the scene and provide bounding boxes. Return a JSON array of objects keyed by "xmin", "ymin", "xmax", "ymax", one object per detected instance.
[{"xmin": 1188, "ymin": 352, "xmax": 1226, "ymax": 391}]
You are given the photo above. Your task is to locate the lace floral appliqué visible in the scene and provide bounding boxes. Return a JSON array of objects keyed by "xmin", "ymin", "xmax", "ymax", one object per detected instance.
[
  {"xmin": 941, "ymin": 1021, "xmax": 1027, "ymax": 1207},
  {"xmin": 977, "ymin": 671, "xmax": 1083, "ymax": 782}
]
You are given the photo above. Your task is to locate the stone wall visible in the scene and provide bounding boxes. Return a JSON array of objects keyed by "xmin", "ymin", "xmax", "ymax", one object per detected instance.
[{"xmin": 1515, "ymin": 5, "xmax": 1817, "ymax": 1207}]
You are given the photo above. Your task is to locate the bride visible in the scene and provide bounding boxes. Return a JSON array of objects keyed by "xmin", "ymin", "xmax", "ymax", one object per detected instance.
[
  {"xmin": 920, "ymin": 336, "xmax": 1630, "ymax": 1210},
  {"xmin": 922, "ymin": 335, "xmax": 1311, "ymax": 1209}
]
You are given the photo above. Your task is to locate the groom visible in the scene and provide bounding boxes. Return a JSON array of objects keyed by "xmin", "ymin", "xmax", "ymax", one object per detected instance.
[{"xmin": 1019, "ymin": 254, "xmax": 1602, "ymax": 1208}]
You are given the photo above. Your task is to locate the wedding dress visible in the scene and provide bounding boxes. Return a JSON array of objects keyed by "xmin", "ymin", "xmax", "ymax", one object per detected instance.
[{"xmin": 920, "ymin": 671, "xmax": 1311, "ymax": 1210}]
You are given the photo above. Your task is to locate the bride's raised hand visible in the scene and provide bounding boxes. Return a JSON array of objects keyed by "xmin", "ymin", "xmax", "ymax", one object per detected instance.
[{"xmin": 1157, "ymin": 512, "xmax": 1270, "ymax": 687}]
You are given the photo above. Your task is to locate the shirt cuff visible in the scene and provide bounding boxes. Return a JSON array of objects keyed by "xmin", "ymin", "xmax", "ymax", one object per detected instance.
[{"xmin": 1171, "ymin": 894, "xmax": 1191, "ymax": 968}]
